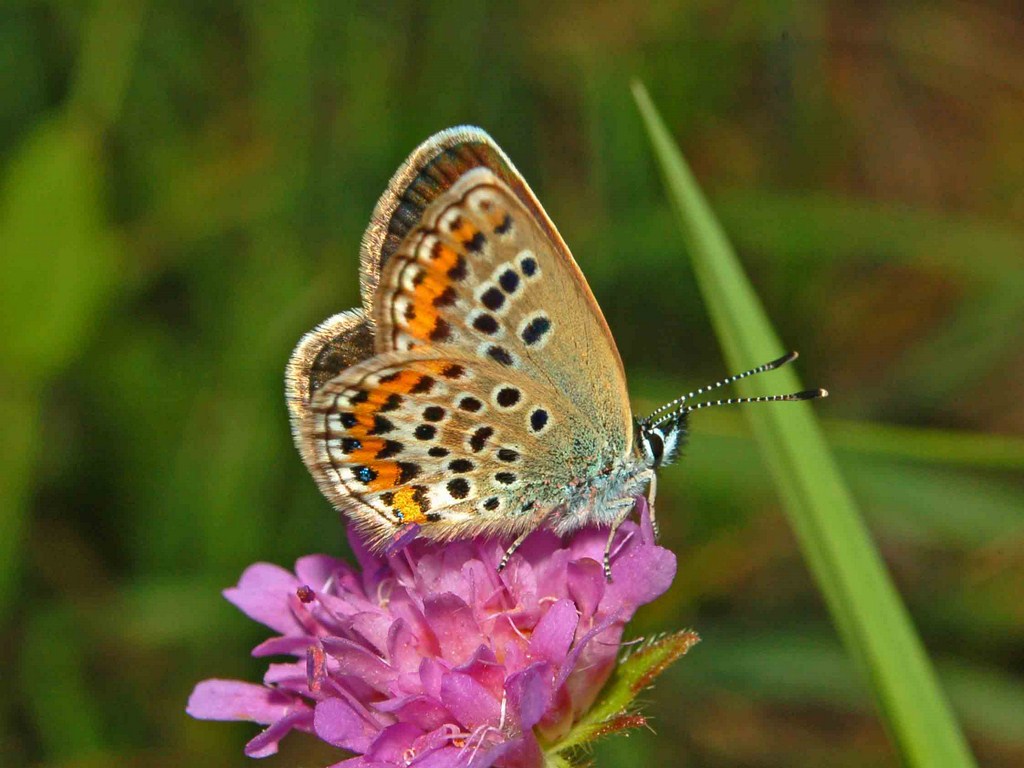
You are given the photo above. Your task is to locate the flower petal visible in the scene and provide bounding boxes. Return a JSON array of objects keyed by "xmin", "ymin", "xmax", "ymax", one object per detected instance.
[
  {"xmin": 527, "ymin": 598, "xmax": 578, "ymax": 667},
  {"xmin": 389, "ymin": 587, "xmax": 440, "ymax": 657},
  {"xmin": 321, "ymin": 637, "xmax": 395, "ymax": 692},
  {"xmin": 606, "ymin": 545, "xmax": 676, "ymax": 609},
  {"xmin": 514, "ymin": 528, "xmax": 562, "ymax": 566},
  {"xmin": 555, "ymin": 613, "xmax": 622, "ymax": 692},
  {"xmin": 635, "ymin": 494, "xmax": 656, "ymax": 544},
  {"xmin": 440, "ymin": 671, "xmax": 501, "ymax": 730},
  {"xmin": 244, "ymin": 709, "xmax": 314, "ymax": 758},
  {"xmin": 348, "ymin": 526, "xmax": 386, "ymax": 578},
  {"xmin": 423, "ymin": 593, "xmax": 483, "ymax": 664},
  {"xmin": 264, "ymin": 661, "xmax": 309, "ymax": 693},
  {"xmin": 411, "ymin": 747, "xmax": 472, "ymax": 768},
  {"xmin": 386, "ymin": 616, "xmax": 420, "ymax": 672},
  {"xmin": 186, "ymin": 679, "xmax": 296, "ymax": 724},
  {"xmin": 374, "ymin": 694, "xmax": 449, "ymax": 732},
  {"xmin": 567, "ymin": 557, "xmax": 605, "ymax": 622},
  {"xmin": 224, "ymin": 563, "xmax": 302, "ymax": 634},
  {"xmin": 351, "ymin": 610, "xmax": 395, "ymax": 656},
  {"xmin": 453, "ymin": 644, "xmax": 504, "ymax": 697},
  {"xmin": 327, "ymin": 758, "xmax": 393, "ymax": 768},
  {"xmin": 365, "ymin": 721, "xmax": 424, "ymax": 763},
  {"xmin": 253, "ymin": 634, "xmax": 316, "ymax": 657},
  {"xmin": 478, "ymin": 735, "xmax": 543, "ymax": 768},
  {"xmin": 409, "ymin": 724, "xmax": 463, "ymax": 758},
  {"xmin": 314, "ymin": 697, "xmax": 380, "ymax": 753},
  {"xmin": 295, "ymin": 554, "xmax": 347, "ymax": 590},
  {"xmin": 196, "ymin": 511, "xmax": 679, "ymax": 763},
  {"xmin": 505, "ymin": 662, "xmax": 553, "ymax": 731}
]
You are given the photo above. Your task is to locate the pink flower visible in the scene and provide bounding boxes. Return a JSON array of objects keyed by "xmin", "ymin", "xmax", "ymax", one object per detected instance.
[{"xmin": 188, "ymin": 497, "xmax": 675, "ymax": 767}]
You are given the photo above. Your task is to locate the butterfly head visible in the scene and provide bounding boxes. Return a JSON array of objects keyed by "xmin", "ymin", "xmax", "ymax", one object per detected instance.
[
  {"xmin": 636, "ymin": 351, "xmax": 827, "ymax": 471},
  {"xmin": 635, "ymin": 413, "xmax": 688, "ymax": 469}
]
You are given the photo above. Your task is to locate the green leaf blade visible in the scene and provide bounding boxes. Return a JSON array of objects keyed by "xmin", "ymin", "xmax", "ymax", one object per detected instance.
[
  {"xmin": 553, "ymin": 630, "xmax": 699, "ymax": 756},
  {"xmin": 632, "ymin": 80, "xmax": 976, "ymax": 768}
]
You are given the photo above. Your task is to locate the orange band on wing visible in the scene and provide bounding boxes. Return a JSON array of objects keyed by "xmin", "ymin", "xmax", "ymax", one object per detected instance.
[
  {"xmin": 398, "ymin": 242, "xmax": 465, "ymax": 343},
  {"xmin": 388, "ymin": 487, "xmax": 428, "ymax": 524},
  {"xmin": 367, "ymin": 462, "xmax": 401, "ymax": 492}
]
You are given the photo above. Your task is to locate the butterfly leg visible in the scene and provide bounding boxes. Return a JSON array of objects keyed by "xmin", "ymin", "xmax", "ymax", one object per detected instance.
[
  {"xmin": 497, "ymin": 531, "xmax": 531, "ymax": 572},
  {"xmin": 645, "ymin": 470, "xmax": 660, "ymax": 540},
  {"xmin": 603, "ymin": 500, "xmax": 637, "ymax": 581},
  {"xmin": 497, "ymin": 505, "xmax": 550, "ymax": 573}
]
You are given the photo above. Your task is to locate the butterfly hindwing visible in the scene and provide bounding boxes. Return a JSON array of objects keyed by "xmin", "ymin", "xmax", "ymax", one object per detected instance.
[
  {"xmin": 303, "ymin": 350, "xmax": 594, "ymax": 546},
  {"xmin": 286, "ymin": 309, "xmax": 375, "ymax": 444}
]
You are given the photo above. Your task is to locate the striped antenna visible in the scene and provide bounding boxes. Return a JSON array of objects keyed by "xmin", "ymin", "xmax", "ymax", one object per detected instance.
[
  {"xmin": 645, "ymin": 351, "xmax": 800, "ymax": 424},
  {"xmin": 670, "ymin": 388, "xmax": 828, "ymax": 420}
]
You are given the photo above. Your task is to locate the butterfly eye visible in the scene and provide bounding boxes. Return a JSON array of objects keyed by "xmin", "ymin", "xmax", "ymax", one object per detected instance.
[{"xmin": 644, "ymin": 428, "xmax": 665, "ymax": 467}]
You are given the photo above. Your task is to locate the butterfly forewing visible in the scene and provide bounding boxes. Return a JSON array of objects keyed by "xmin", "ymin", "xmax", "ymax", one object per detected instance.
[{"xmin": 375, "ymin": 168, "xmax": 632, "ymax": 447}]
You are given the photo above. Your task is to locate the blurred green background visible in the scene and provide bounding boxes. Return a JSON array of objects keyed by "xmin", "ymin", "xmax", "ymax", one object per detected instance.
[{"xmin": 2, "ymin": 2, "xmax": 1023, "ymax": 766}]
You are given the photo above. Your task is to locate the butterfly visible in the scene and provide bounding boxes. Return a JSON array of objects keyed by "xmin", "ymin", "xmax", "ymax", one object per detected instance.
[{"xmin": 286, "ymin": 127, "xmax": 826, "ymax": 579}]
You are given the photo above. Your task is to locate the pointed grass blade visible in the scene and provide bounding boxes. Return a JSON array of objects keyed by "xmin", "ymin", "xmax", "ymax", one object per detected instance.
[{"xmin": 631, "ymin": 80, "xmax": 976, "ymax": 768}]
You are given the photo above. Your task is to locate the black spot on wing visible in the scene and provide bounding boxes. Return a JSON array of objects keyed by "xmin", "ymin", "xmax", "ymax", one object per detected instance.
[
  {"xmin": 459, "ymin": 396, "xmax": 483, "ymax": 413},
  {"xmin": 433, "ymin": 286, "xmax": 457, "ymax": 307},
  {"xmin": 463, "ymin": 231, "xmax": 486, "ymax": 253},
  {"xmin": 370, "ymin": 415, "xmax": 395, "ymax": 435},
  {"xmin": 497, "ymin": 448, "xmax": 519, "ymax": 462},
  {"xmin": 447, "ymin": 478, "xmax": 470, "ymax": 499},
  {"xmin": 414, "ymin": 424, "xmax": 437, "ymax": 440},
  {"xmin": 469, "ymin": 426, "xmax": 494, "ymax": 452},
  {"xmin": 487, "ymin": 346, "xmax": 514, "ymax": 367},
  {"xmin": 473, "ymin": 313, "xmax": 499, "ymax": 335},
  {"xmin": 441, "ymin": 364, "xmax": 465, "ymax": 380},
  {"xmin": 496, "ymin": 387, "xmax": 520, "ymax": 408},
  {"xmin": 530, "ymin": 409, "xmax": 548, "ymax": 432},
  {"xmin": 447, "ymin": 256, "xmax": 468, "ymax": 281},
  {"xmin": 422, "ymin": 406, "xmax": 445, "ymax": 422},
  {"xmin": 411, "ymin": 376, "xmax": 435, "ymax": 394},
  {"xmin": 380, "ymin": 393, "xmax": 403, "ymax": 412},
  {"xmin": 481, "ymin": 287, "xmax": 504, "ymax": 311},
  {"xmin": 429, "ymin": 318, "xmax": 452, "ymax": 342},
  {"xmin": 376, "ymin": 440, "xmax": 403, "ymax": 459},
  {"xmin": 521, "ymin": 316, "xmax": 551, "ymax": 346},
  {"xmin": 498, "ymin": 269, "xmax": 519, "ymax": 293},
  {"xmin": 397, "ymin": 462, "xmax": 420, "ymax": 483}
]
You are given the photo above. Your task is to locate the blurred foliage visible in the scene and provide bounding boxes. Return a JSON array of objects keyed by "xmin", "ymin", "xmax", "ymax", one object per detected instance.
[{"xmin": 1, "ymin": 2, "xmax": 1021, "ymax": 767}]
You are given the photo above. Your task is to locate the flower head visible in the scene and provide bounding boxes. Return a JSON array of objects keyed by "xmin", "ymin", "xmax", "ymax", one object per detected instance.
[{"xmin": 188, "ymin": 497, "xmax": 675, "ymax": 767}]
